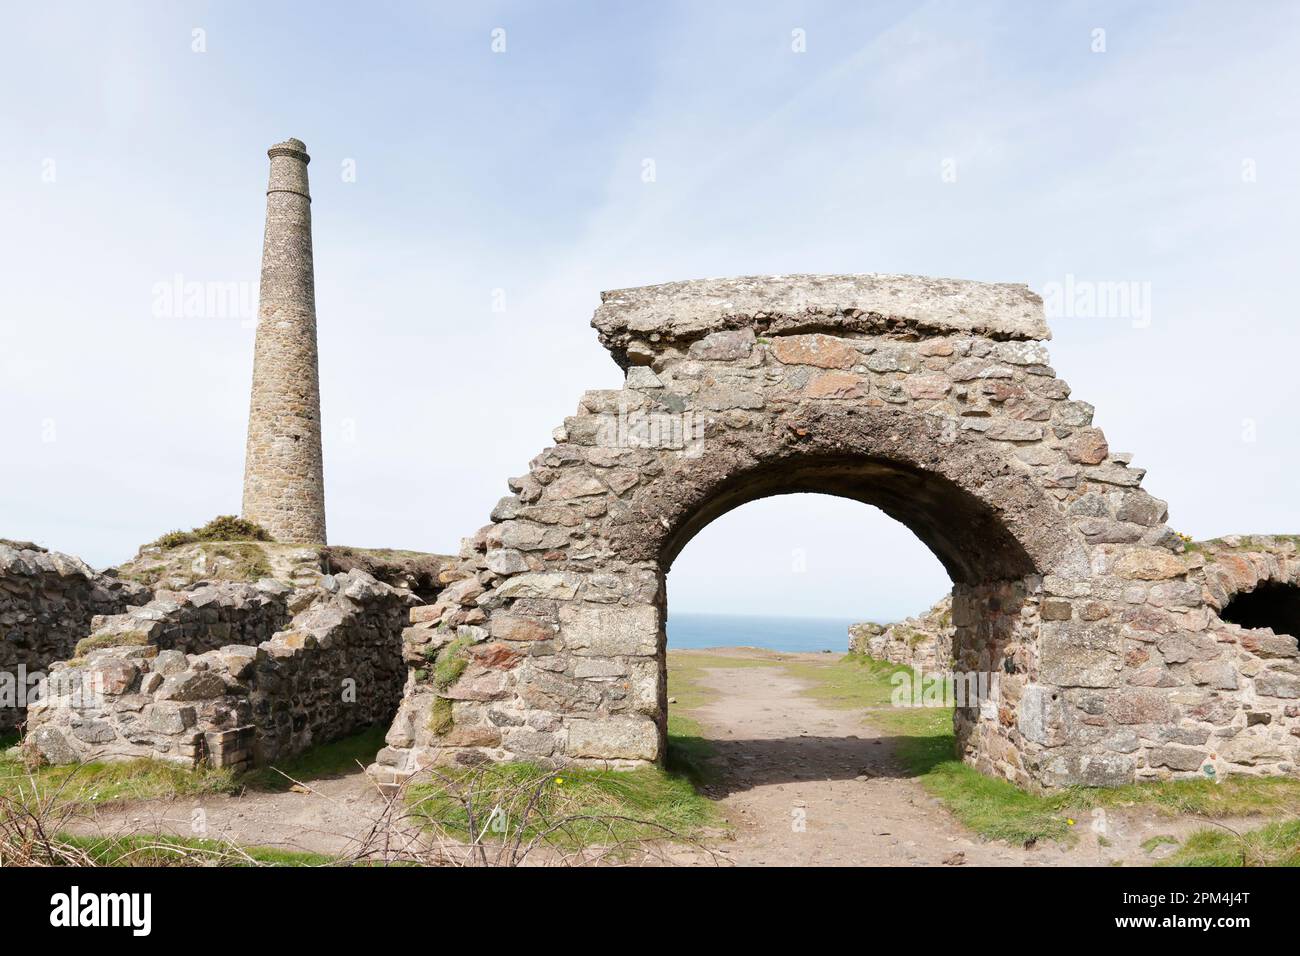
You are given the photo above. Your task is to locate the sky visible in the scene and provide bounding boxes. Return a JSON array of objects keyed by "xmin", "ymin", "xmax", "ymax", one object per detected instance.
[{"xmin": 1, "ymin": 1, "xmax": 1298, "ymax": 622}]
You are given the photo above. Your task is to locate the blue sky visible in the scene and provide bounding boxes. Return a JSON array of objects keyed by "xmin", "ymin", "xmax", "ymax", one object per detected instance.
[{"xmin": 2, "ymin": 1, "xmax": 1298, "ymax": 620}]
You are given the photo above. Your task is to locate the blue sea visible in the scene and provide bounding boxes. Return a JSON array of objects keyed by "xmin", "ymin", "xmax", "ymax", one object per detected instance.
[{"xmin": 667, "ymin": 611, "xmax": 858, "ymax": 653}]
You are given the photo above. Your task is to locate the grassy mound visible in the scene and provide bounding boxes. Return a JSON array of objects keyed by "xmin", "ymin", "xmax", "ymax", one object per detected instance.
[{"xmin": 152, "ymin": 515, "xmax": 273, "ymax": 549}]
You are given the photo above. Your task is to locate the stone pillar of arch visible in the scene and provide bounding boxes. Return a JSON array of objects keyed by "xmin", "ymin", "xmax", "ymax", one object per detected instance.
[{"xmin": 370, "ymin": 274, "xmax": 1300, "ymax": 791}]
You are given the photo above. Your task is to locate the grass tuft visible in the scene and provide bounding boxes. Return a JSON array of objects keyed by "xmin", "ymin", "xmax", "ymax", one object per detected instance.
[
  {"xmin": 57, "ymin": 833, "xmax": 334, "ymax": 867},
  {"xmin": 431, "ymin": 637, "xmax": 472, "ymax": 689},
  {"xmin": 152, "ymin": 515, "xmax": 273, "ymax": 549},
  {"xmin": 1158, "ymin": 819, "xmax": 1300, "ymax": 867},
  {"xmin": 73, "ymin": 628, "xmax": 152, "ymax": 658},
  {"xmin": 407, "ymin": 761, "xmax": 719, "ymax": 849}
]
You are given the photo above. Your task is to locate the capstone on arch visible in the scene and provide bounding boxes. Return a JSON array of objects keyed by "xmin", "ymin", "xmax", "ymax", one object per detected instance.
[{"xmin": 371, "ymin": 275, "xmax": 1300, "ymax": 791}]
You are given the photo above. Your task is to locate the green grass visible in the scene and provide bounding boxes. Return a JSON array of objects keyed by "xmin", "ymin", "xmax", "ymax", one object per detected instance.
[
  {"xmin": 0, "ymin": 725, "xmax": 389, "ymax": 804},
  {"xmin": 665, "ymin": 711, "xmax": 714, "ymax": 786},
  {"xmin": 431, "ymin": 637, "xmax": 472, "ymax": 688},
  {"xmin": 57, "ymin": 833, "xmax": 334, "ymax": 867},
  {"xmin": 241, "ymin": 724, "xmax": 388, "ymax": 791},
  {"xmin": 0, "ymin": 750, "xmax": 238, "ymax": 805},
  {"xmin": 428, "ymin": 695, "xmax": 454, "ymax": 735},
  {"xmin": 779, "ymin": 652, "xmax": 910, "ymax": 710},
  {"xmin": 407, "ymin": 761, "xmax": 719, "ymax": 849},
  {"xmin": 1158, "ymin": 819, "xmax": 1300, "ymax": 867}
]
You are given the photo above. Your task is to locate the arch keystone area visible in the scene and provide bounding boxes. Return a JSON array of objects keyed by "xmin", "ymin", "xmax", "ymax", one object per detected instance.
[{"xmin": 370, "ymin": 274, "xmax": 1300, "ymax": 791}]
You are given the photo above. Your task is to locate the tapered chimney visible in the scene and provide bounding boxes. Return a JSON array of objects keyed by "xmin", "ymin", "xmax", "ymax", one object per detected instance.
[{"xmin": 241, "ymin": 138, "xmax": 327, "ymax": 543}]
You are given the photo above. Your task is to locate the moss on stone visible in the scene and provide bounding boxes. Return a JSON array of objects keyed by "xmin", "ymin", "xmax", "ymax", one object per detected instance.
[
  {"xmin": 433, "ymin": 637, "xmax": 473, "ymax": 690},
  {"xmin": 73, "ymin": 629, "xmax": 151, "ymax": 658},
  {"xmin": 428, "ymin": 696, "xmax": 454, "ymax": 735}
]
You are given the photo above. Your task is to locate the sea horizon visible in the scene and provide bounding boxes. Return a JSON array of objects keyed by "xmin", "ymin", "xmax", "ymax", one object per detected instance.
[{"xmin": 667, "ymin": 610, "xmax": 872, "ymax": 654}]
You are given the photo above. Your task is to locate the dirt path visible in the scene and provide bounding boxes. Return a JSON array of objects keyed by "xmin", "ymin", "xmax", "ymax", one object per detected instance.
[
  {"xmin": 670, "ymin": 650, "xmax": 1234, "ymax": 867},
  {"xmin": 71, "ymin": 772, "xmax": 419, "ymax": 860},
  {"xmin": 672, "ymin": 654, "xmax": 1038, "ymax": 866}
]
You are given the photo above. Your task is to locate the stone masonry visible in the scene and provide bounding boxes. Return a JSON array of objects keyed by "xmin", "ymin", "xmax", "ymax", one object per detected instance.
[
  {"xmin": 241, "ymin": 138, "xmax": 327, "ymax": 544},
  {"xmin": 849, "ymin": 596, "xmax": 954, "ymax": 674},
  {"xmin": 367, "ymin": 274, "xmax": 1300, "ymax": 791},
  {"xmin": 0, "ymin": 542, "xmax": 147, "ymax": 731},
  {"xmin": 25, "ymin": 570, "xmax": 414, "ymax": 770}
]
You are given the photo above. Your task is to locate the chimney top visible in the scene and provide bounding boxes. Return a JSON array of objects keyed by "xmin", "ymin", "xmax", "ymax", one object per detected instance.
[{"xmin": 268, "ymin": 138, "xmax": 310, "ymax": 163}]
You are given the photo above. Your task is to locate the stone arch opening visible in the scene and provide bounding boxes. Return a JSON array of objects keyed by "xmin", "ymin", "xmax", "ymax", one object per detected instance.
[
  {"xmin": 372, "ymin": 275, "xmax": 1296, "ymax": 793},
  {"xmin": 1219, "ymin": 581, "xmax": 1300, "ymax": 638},
  {"xmin": 647, "ymin": 445, "xmax": 1055, "ymax": 772},
  {"xmin": 658, "ymin": 454, "xmax": 1039, "ymax": 584}
]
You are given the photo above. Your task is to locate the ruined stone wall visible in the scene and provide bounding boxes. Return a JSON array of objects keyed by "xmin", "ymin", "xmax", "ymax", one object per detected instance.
[
  {"xmin": 849, "ymin": 596, "xmax": 954, "ymax": 672},
  {"xmin": 25, "ymin": 571, "xmax": 412, "ymax": 770},
  {"xmin": 76, "ymin": 581, "xmax": 291, "ymax": 658},
  {"xmin": 0, "ymin": 543, "xmax": 147, "ymax": 731},
  {"xmin": 370, "ymin": 275, "xmax": 1298, "ymax": 790}
]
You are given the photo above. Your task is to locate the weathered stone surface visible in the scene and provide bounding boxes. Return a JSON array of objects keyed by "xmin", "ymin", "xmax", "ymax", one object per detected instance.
[
  {"xmin": 688, "ymin": 328, "xmax": 755, "ymax": 361},
  {"xmin": 1040, "ymin": 622, "xmax": 1120, "ymax": 687},
  {"xmin": 804, "ymin": 370, "xmax": 867, "ymax": 399},
  {"xmin": 566, "ymin": 716, "xmax": 659, "ymax": 760},
  {"xmin": 560, "ymin": 604, "xmax": 658, "ymax": 657},
  {"xmin": 771, "ymin": 334, "xmax": 859, "ymax": 369},
  {"xmin": 1108, "ymin": 688, "xmax": 1176, "ymax": 724},
  {"xmin": 1255, "ymin": 670, "xmax": 1300, "ymax": 699},
  {"xmin": 1148, "ymin": 745, "xmax": 1207, "ymax": 771},
  {"xmin": 489, "ymin": 616, "xmax": 556, "ymax": 642},
  {"xmin": 1041, "ymin": 750, "xmax": 1136, "ymax": 787},
  {"xmin": 1063, "ymin": 428, "xmax": 1109, "ymax": 465},
  {"xmin": 1114, "ymin": 549, "xmax": 1187, "ymax": 581},
  {"xmin": 0, "ymin": 542, "xmax": 147, "ymax": 729},
  {"xmin": 593, "ymin": 275, "xmax": 1050, "ymax": 353},
  {"xmin": 904, "ymin": 374, "xmax": 952, "ymax": 400},
  {"xmin": 495, "ymin": 573, "xmax": 581, "ymax": 601}
]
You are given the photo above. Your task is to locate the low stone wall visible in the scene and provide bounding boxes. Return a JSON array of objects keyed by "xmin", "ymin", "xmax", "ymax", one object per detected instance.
[
  {"xmin": 76, "ymin": 581, "xmax": 292, "ymax": 658},
  {"xmin": 849, "ymin": 596, "xmax": 954, "ymax": 673},
  {"xmin": 25, "ymin": 571, "xmax": 414, "ymax": 770},
  {"xmin": 0, "ymin": 543, "xmax": 147, "ymax": 731}
]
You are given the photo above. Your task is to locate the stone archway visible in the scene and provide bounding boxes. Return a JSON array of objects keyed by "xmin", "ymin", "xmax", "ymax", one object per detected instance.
[{"xmin": 371, "ymin": 275, "xmax": 1300, "ymax": 791}]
